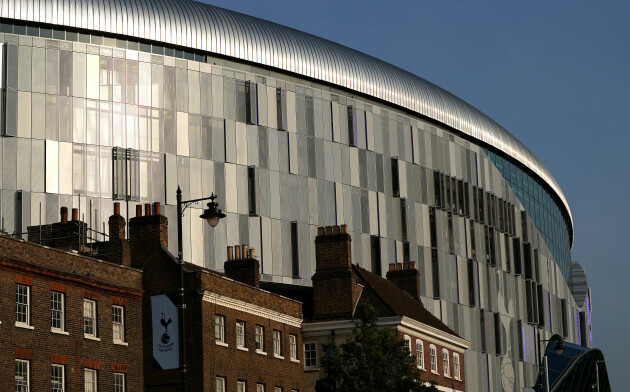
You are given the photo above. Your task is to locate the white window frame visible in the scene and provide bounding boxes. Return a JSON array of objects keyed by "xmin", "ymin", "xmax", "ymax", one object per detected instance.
[
  {"xmin": 112, "ymin": 305, "xmax": 125, "ymax": 343},
  {"xmin": 51, "ymin": 364, "xmax": 65, "ymax": 392},
  {"xmin": 84, "ymin": 368, "xmax": 98, "ymax": 392},
  {"xmin": 289, "ymin": 334, "xmax": 298, "ymax": 361},
  {"xmin": 430, "ymin": 345, "xmax": 437, "ymax": 374},
  {"xmin": 114, "ymin": 373, "xmax": 126, "ymax": 392},
  {"xmin": 453, "ymin": 353, "xmax": 461, "ymax": 380},
  {"xmin": 304, "ymin": 341, "xmax": 317, "ymax": 369},
  {"xmin": 274, "ymin": 387, "xmax": 282, "ymax": 392},
  {"xmin": 215, "ymin": 315, "xmax": 226, "ymax": 345},
  {"xmin": 442, "ymin": 349, "xmax": 450, "ymax": 378},
  {"xmin": 236, "ymin": 320, "xmax": 246, "ymax": 349},
  {"xmin": 84, "ymin": 299, "xmax": 97, "ymax": 339},
  {"xmin": 216, "ymin": 377, "xmax": 226, "ymax": 392},
  {"xmin": 51, "ymin": 291, "xmax": 65, "ymax": 332},
  {"xmin": 15, "ymin": 359, "xmax": 30, "ymax": 391},
  {"xmin": 273, "ymin": 330, "xmax": 283, "ymax": 358},
  {"xmin": 237, "ymin": 380, "xmax": 246, "ymax": 392},
  {"xmin": 403, "ymin": 335, "xmax": 411, "ymax": 355},
  {"xmin": 16, "ymin": 284, "xmax": 31, "ymax": 327},
  {"xmin": 416, "ymin": 339, "xmax": 424, "ymax": 370},
  {"xmin": 256, "ymin": 384, "xmax": 265, "ymax": 392},
  {"xmin": 255, "ymin": 325, "xmax": 265, "ymax": 353}
]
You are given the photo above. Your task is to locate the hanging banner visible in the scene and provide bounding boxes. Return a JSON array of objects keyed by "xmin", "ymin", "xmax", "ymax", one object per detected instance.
[{"xmin": 151, "ymin": 294, "xmax": 179, "ymax": 370}]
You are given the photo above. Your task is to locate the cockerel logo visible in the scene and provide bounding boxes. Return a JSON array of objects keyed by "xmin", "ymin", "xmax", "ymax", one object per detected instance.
[{"xmin": 160, "ymin": 312, "xmax": 172, "ymax": 344}]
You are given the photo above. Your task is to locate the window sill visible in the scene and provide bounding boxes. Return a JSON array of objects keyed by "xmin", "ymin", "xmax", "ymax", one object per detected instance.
[
  {"xmin": 274, "ymin": 354, "xmax": 284, "ymax": 360},
  {"xmin": 215, "ymin": 341, "xmax": 229, "ymax": 348},
  {"xmin": 290, "ymin": 358, "xmax": 300, "ymax": 364},
  {"xmin": 304, "ymin": 367, "xmax": 320, "ymax": 372},
  {"xmin": 114, "ymin": 340, "xmax": 128, "ymax": 346},
  {"xmin": 84, "ymin": 334, "xmax": 101, "ymax": 341},
  {"xmin": 237, "ymin": 346, "xmax": 249, "ymax": 352},
  {"xmin": 15, "ymin": 322, "xmax": 34, "ymax": 330},
  {"xmin": 417, "ymin": 367, "xmax": 425, "ymax": 371},
  {"xmin": 431, "ymin": 370, "xmax": 439, "ymax": 375},
  {"xmin": 51, "ymin": 328, "xmax": 69, "ymax": 335},
  {"xmin": 255, "ymin": 350, "xmax": 267, "ymax": 356}
]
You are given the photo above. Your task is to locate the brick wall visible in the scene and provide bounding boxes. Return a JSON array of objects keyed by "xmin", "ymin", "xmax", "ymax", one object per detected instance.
[{"xmin": 0, "ymin": 235, "xmax": 143, "ymax": 391}]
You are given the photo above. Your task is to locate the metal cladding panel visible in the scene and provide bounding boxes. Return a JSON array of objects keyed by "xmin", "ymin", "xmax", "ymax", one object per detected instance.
[{"xmin": 1, "ymin": 0, "xmax": 573, "ymax": 238}]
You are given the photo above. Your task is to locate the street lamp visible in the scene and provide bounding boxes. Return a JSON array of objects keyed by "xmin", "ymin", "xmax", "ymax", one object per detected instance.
[
  {"xmin": 176, "ymin": 186, "xmax": 226, "ymax": 392},
  {"xmin": 537, "ymin": 335, "xmax": 565, "ymax": 392}
]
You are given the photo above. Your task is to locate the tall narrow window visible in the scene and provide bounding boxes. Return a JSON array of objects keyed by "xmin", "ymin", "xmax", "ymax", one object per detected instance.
[
  {"xmin": 523, "ymin": 242, "xmax": 532, "ymax": 280},
  {"xmin": 304, "ymin": 342, "xmax": 317, "ymax": 368},
  {"xmin": 276, "ymin": 87, "xmax": 287, "ymax": 131},
  {"xmin": 114, "ymin": 373, "xmax": 125, "ymax": 392},
  {"xmin": 112, "ymin": 147, "xmax": 139, "ymax": 201},
  {"xmin": 391, "ymin": 158, "xmax": 399, "ymax": 196},
  {"xmin": 52, "ymin": 364, "xmax": 65, "ymax": 392},
  {"xmin": 430, "ymin": 345, "xmax": 437, "ymax": 373},
  {"xmin": 216, "ymin": 377, "xmax": 226, "ymax": 392},
  {"xmin": 429, "ymin": 207, "xmax": 437, "ymax": 249},
  {"xmin": 472, "ymin": 185, "xmax": 479, "ymax": 221},
  {"xmin": 494, "ymin": 312, "xmax": 502, "ymax": 355},
  {"xmin": 467, "ymin": 259, "xmax": 475, "ymax": 307},
  {"xmin": 442, "ymin": 349, "xmax": 450, "ymax": 377},
  {"xmin": 513, "ymin": 238, "xmax": 522, "ymax": 276},
  {"xmin": 457, "ymin": 180, "xmax": 465, "ymax": 215},
  {"xmin": 255, "ymin": 325, "xmax": 264, "ymax": 352},
  {"xmin": 505, "ymin": 239, "xmax": 512, "ymax": 273},
  {"xmin": 51, "ymin": 291, "xmax": 65, "ymax": 331},
  {"xmin": 248, "ymin": 166, "xmax": 259, "ymax": 216},
  {"xmin": 403, "ymin": 335, "xmax": 411, "ymax": 354},
  {"xmin": 434, "ymin": 171, "xmax": 443, "ymax": 209},
  {"xmin": 400, "ymin": 198, "xmax": 408, "ymax": 242},
  {"xmin": 273, "ymin": 330, "xmax": 282, "ymax": 357},
  {"xmin": 447, "ymin": 212, "xmax": 455, "ymax": 254},
  {"xmin": 431, "ymin": 249, "xmax": 440, "ymax": 299},
  {"xmin": 416, "ymin": 340, "xmax": 424, "ymax": 369},
  {"xmin": 112, "ymin": 305, "xmax": 125, "ymax": 343},
  {"xmin": 480, "ymin": 311, "xmax": 487, "ymax": 353},
  {"xmin": 521, "ymin": 210, "xmax": 528, "ymax": 241},
  {"xmin": 237, "ymin": 381, "xmax": 246, "ymax": 392},
  {"xmin": 478, "ymin": 188, "xmax": 485, "ymax": 223},
  {"xmin": 16, "ymin": 284, "xmax": 30, "ymax": 326},
  {"xmin": 245, "ymin": 81, "xmax": 258, "ymax": 125},
  {"xmin": 236, "ymin": 320, "xmax": 245, "ymax": 348},
  {"xmin": 291, "ymin": 222, "xmax": 299, "ymax": 278},
  {"xmin": 347, "ymin": 105, "xmax": 356, "ymax": 147},
  {"xmin": 289, "ymin": 334, "xmax": 298, "ymax": 361},
  {"xmin": 470, "ymin": 223, "xmax": 477, "ymax": 259},
  {"xmin": 84, "ymin": 368, "xmax": 98, "ymax": 392},
  {"xmin": 463, "ymin": 182, "xmax": 470, "ymax": 217},
  {"xmin": 257, "ymin": 385, "xmax": 265, "ymax": 392},
  {"xmin": 453, "ymin": 353, "xmax": 461, "ymax": 380},
  {"xmin": 84, "ymin": 299, "xmax": 97, "ymax": 338},
  {"xmin": 215, "ymin": 315, "xmax": 225, "ymax": 344},
  {"xmin": 517, "ymin": 320, "xmax": 524, "ymax": 361},
  {"xmin": 370, "ymin": 236, "xmax": 382, "ymax": 276},
  {"xmin": 488, "ymin": 227, "xmax": 496, "ymax": 266},
  {"xmin": 15, "ymin": 359, "xmax": 29, "ymax": 391}
]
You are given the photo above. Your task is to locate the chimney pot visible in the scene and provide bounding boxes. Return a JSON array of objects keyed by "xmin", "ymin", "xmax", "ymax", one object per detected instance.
[
  {"xmin": 395, "ymin": 263, "xmax": 402, "ymax": 271},
  {"xmin": 403, "ymin": 262, "xmax": 410, "ymax": 270},
  {"xmin": 409, "ymin": 262, "xmax": 417, "ymax": 270},
  {"xmin": 135, "ymin": 205, "xmax": 142, "ymax": 217},
  {"xmin": 144, "ymin": 204, "xmax": 151, "ymax": 216},
  {"xmin": 317, "ymin": 227, "xmax": 325, "ymax": 236},
  {"xmin": 340, "ymin": 224, "xmax": 348, "ymax": 234},
  {"xmin": 113, "ymin": 202, "xmax": 121, "ymax": 216},
  {"xmin": 227, "ymin": 246, "xmax": 233, "ymax": 261},
  {"xmin": 71, "ymin": 208, "xmax": 78, "ymax": 221},
  {"xmin": 235, "ymin": 245, "xmax": 241, "ymax": 260},
  {"xmin": 60, "ymin": 207, "xmax": 68, "ymax": 224},
  {"xmin": 389, "ymin": 263, "xmax": 396, "ymax": 272},
  {"xmin": 249, "ymin": 248, "xmax": 256, "ymax": 259},
  {"xmin": 332, "ymin": 225, "xmax": 340, "ymax": 234},
  {"xmin": 153, "ymin": 202, "xmax": 161, "ymax": 215},
  {"xmin": 242, "ymin": 244, "xmax": 248, "ymax": 258},
  {"xmin": 324, "ymin": 226, "xmax": 332, "ymax": 235}
]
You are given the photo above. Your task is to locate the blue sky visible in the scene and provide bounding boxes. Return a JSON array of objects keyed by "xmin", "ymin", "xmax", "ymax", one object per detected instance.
[{"xmin": 203, "ymin": 1, "xmax": 629, "ymax": 388}]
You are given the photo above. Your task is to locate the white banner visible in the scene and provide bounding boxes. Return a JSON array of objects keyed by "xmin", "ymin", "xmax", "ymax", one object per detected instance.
[{"xmin": 151, "ymin": 295, "xmax": 179, "ymax": 370}]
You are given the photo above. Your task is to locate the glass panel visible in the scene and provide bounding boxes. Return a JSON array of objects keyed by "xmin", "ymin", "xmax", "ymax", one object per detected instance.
[
  {"xmin": 138, "ymin": 61, "xmax": 151, "ymax": 106},
  {"xmin": 176, "ymin": 67, "xmax": 188, "ymax": 112},
  {"xmin": 58, "ymin": 96, "xmax": 72, "ymax": 142},
  {"xmin": 46, "ymin": 49, "xmax": 59, "ymax": 95},
  {"xmin": 32, "ymin": 47, "xmax": 45, "ymax": 93},
  {"xmin": 17, "ymin": 45, "xmax": 31, "ymax": 91}
]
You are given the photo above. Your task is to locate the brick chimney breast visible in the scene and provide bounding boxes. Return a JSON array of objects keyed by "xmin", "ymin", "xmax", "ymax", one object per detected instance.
[
  {"xmin": 224, "ymin": 244, "xmax": 260, "ymax": 288},
  {"xmin": 386, "ymin": 261, "xmax": 421, "ymax": 301}
]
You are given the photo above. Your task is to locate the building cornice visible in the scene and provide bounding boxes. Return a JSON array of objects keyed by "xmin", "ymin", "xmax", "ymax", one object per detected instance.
[{"xmin": 200, "ymin": 290, "xmax": 302, "ymax": 328}]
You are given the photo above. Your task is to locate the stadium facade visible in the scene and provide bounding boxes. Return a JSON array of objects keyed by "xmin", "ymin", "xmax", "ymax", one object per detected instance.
[{"xmin": 0, "ymin": 0, "xmax": 592, "ymax": 390}]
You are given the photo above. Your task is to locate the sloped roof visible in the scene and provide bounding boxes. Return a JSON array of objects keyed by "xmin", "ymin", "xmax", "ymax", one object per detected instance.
[{"xmin": 352, "ymin": 265, "xmax": 458, "ymax": 338}]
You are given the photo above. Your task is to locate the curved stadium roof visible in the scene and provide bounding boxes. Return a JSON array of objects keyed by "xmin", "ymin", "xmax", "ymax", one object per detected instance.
[{"xmin": 0, "ymin": 0, "xmax": 573, "ymax": 241}]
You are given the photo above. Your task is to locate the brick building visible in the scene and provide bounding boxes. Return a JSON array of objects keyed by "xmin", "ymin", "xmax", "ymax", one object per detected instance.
[
  {"xmin": 302, "ymin": 225, "xmax": 470, "ymax": 392},
  {"xmin": 126, "ymin": 203, "xmax": 304, "ymax": 392},
  {"xmin": 0, "ymin": 206, "xmax": 144, "ymax": 391}
]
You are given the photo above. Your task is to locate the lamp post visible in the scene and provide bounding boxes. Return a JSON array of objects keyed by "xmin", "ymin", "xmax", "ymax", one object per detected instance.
[
  {"xmin": 537, "ymin": 335, "xmax": 565, "ymax": 392},
  {"xmin": 176, "ymin": 186, "xmax": 226, "ymax": 392}
]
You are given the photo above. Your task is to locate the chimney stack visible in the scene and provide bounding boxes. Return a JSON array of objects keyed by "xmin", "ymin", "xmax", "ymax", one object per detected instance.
[
  {"xmin": 108, "ymin": 202, "xmax": 126, "ymax": 241},
  {"xmin": 386, "ymin": 262, "xmax": 421, "ymax": 301},
  {"xmin": 224, "ymin": 244, "xmax": 260, "ymax": 288},
  {"xmin": 60, "ymin": 207, "xmax": 68, "ymax": 224},
  {"xmin": 71, "ymin": 208, "xmax": 78, "ymax": 221},
  {"xmin": 311, "ymin": 225, "xmax": 361, "ymax": 320},
  {"xmin": 128, "ymin": 203, "xmax": 168, "ymax": 248}
]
